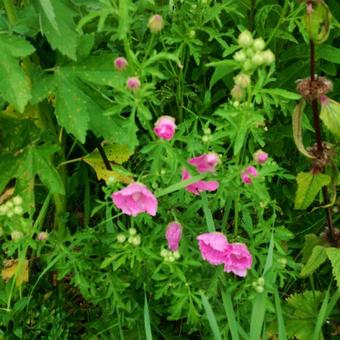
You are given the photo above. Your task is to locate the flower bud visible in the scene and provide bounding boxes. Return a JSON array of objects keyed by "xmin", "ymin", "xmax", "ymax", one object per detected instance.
[
  {"xmin": 202, "ymin": 135, "xmax": 209, "ymax": 143},
  {"xmin": 160, "ymin": 249, "xmax": 170, "ymax": 257},
  {"xmin": 173, "ymin": 250, "xmax": 181, "ymax": 259},
  {"xmin": 261, "ymin": 50, "xmax": 275, "ymax": 65},
  {"xmin": 257, "ymin": 277, "xmax": 265, "ymax": 286},
  {"xmin": 243, "ymin": 60, "xmax": 253, "ymax": 72},
  {"xmin": 278, "ymin": 258, "xmax": 287, "ymax": 267},
  {"xmin": 148, "ymin": 14, "xmax": 164, "ymax": 33},
  {"xmin": 234, "ymin": 73, "xmax": 251, "ymax": 88},
  {"xmin": 37, "ymin": 231, "xmax": 48, "ymax": 241},
  {"xmin": 252, "ymin": 53, "xmax": 264, "ymax": 66},
  {"xmin": 241, "ymin": 166, "xmax": 258, "ymax": 185},
  {"xmin": 233, "ymin": 50, "xmax": 246, "ymax": 63},
  {"xmin": 255, "ymin": 285, "xmax": 264, "ymax": 293},
  {"xmin": 129, "ymin": 228, "xmax": 137, "ymax": 236},
  {"xmin": 253, "ymin": 150, "xmax": 268, "ymax": 164},
  {"xmin": 117, "ymin": 233, "xmax": 126, "ymax": 243},
  {"xmin": 253, "ymin": 38, "xmax": 265, "ymax": 51},
  {"xmin": 127, "ymin": 77, "xmax": 141, "ymax": 91},
  {"xmin": 13, "ymin": 206, "xmax": 23, "ymax": 215},
  {"xmin": 166, "ymin": 222, "xmax": 182, "ymax": 252},
  {"xmin": 11, "ymin": 230, "xmax": 23, "ymax": 241},
  {"xmin": 245, "ymin": 48, "xmax": 254, "ymax": 58},
  {"xmin": 231, "ymin": 85, "xmax": 244, "ymax": 101},
  {"xmin": 167, "ymin": 254, "xmax": 176, "ymax": 262},
  {"xmin": 114, "ymin": 57, "xmax": 128, "ymax": 71},
  {"xmin": 188, "ymin": 30, "xmax": 196, "ymax": 38},
  {"xmin": 13, "ymin": 196, "xmax": 23, "ymax": 206},
  {"xmin": 131, "ymin": 235, "xmax": 141, "ymax": 246},
  {"xmin": 203, "ymin": 127, "xmax": 211, "ymax": 135},
  {"xmin": 0, "ymin": 205, "xmax": 8, "ymax": 215},
  {"xmin": 238, "ymin": 31, "xmax": 253, "ymax": 48}
]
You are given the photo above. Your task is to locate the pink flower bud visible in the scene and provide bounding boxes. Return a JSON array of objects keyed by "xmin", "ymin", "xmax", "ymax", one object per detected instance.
[
  {"xmin": 188, "ymin": 152, "xmax": 219, "ymax": 173},
  {"xmin": 127, "ymin": 77, "xmax": 141, "ymax": 91},
  {"xmin": 153, "ymin": 115, "xmax": 176, "ymax": 140},
  {"xmin": 182, "ymin": 168, "xmax": 219, "ymax": 196},
  {"xmin": 253, "ymin": 150, "xmax": 268, "ymax": 164},
  {"xmin": 165, "ymin": 222, "xmax": 182, "ymax": 251},
  {"xmin": 112, "ymin": 182, "xmax": 158, "ymax": 216},
  {"xmin": 241, "ymin": 166, "xmax": 258, "ymax": 185},
  {"xmin": 37, "ymin": 231, "xmax": 48, "ymax": 241},
  {"xmin": 114, "ymin": 57, "xmax": 128, "ymax": 71},
  {"xmin": 148, "ymin": 14, "xmax": 164, "ymax": 33}
]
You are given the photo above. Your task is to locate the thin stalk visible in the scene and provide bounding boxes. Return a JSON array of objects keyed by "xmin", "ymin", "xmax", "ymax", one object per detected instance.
[
  {"xmin": 3, "ymin": 0, "xmax": 16, "ymax": 25},
  {"xmin": 309, "ymin": 40, "xmax": 335, "ymax": 243}
]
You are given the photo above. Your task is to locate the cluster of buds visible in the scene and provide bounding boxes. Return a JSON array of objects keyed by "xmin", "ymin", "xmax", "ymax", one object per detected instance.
[
  {"xmin": 252, "ymin": 277, "xmax": 265, "ymax": 293},
  {"xmin": 202, "ymin": 126, "xmax": 213, "ymax": 143},
  {"xmin": 0, "ymin": 196, "xmax": 23, "ymax": 218},
  {"xmin": 241, "ymin": 166, "xmax": 258, "ymax": 185},
  {"xmin": 160, "ymin": 248, "xmax": 181, "ymax": 262},
  {"xmin": 231, "ymin": 31, "xmax": 275, "ymax": 102},
  {"xmin": 117, "ymin": 228, "xmax": 141, "ymax": 247}
]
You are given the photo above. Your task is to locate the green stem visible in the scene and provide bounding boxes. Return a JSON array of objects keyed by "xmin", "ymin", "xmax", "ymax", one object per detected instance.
[{"xmin": 3, "ymin": 0, "xmax": 16, "ymax": 25}]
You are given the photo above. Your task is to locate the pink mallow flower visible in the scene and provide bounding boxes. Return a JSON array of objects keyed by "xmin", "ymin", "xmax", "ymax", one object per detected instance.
[
  {"xmin": 241, "ymin": 166, "xmax": 258, "ymax": 185},
  {"xmin": 114, "ymin": 57, "xmax": 128, "ymax": 71},
  {"xmin": 188, "ymin": 152, "xmax": 219, "ymax": 173},
  {"xmin": 197, "ymin": 232, "xmax": 252, "ymax": 277},
  {"xmin": 127, "ymin": 77, "xmax": 141, "ymax": 91},
  {"xmin": 253, "ymin": 150, "xmax": 268, "ymax": 164},
  {"xmin": 197, "ymin": 232, "xmax": 229, "ymax": 265},
  {"xmin": 153, "ymin": 116, "xmax": 176, "ymax": 140},
  {"xmin": 182, "ymin": 168, "xmax": 219, "ymax": 196},
  {"xmin": 223, "ymin": 243, "xmax": 252, "ymax": 277},
  {"xmin": 166, "ymin": 222, "xmax": 182, "ymax": 251},
  {"xmin": 112, "ymin": 182, "xmax": 157, "ymax": 216}
]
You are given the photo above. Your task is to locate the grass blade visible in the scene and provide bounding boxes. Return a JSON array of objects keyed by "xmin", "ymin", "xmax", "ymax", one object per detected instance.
[
  {"xmin": 274, "ymin": 289, "xmax": 287, "ymax": 340},
  {"xmin": 312, "ymin": 286, "xmax": 330, "ymax": 340},
  {"xmin": 201, "ymin": 192, "xmax": 215, "ymax": 232},
  {"xmin": 249, "ymin": 291, "xmax": 267, "ymax": 340},
  {"xmin": 144, "ymin": 292, "xmax": 153, "ymax": 340},
  {"xmin": 221, "ymin": 290, "xmax": 240, "ymax": 340},
  {"xmin": 201, "ymin": 292, "xmax": 223, "ymax": 340}
]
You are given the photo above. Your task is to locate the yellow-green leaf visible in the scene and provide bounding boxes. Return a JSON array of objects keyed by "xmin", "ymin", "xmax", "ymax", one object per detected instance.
[
  {"xmin": 1, "ymin": 259, "xmax": 29, "ymax": 286},
  {"xmin": 320, "ymin": 98, "xmax": 340, "ymax": 139},
  {"xmin": 300, "ymin": 245, "xmax": 327, "ymax": 277},
  {"xmin": 325, "ymin": 248, "xmax": 340, "ymax": 290}
]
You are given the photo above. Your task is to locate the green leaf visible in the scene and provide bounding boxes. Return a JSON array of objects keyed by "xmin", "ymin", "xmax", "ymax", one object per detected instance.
[
  {"xmin": 207, "ymin": 60, "xmax": 238, "ymax": 89},
  {"xmin": 294, "ymin": 172, "xmax": 331, "ymax": 210},
  {"xmin": 300, "ymin": 245, "xmax": 328, "ymax": 277},
  {"xmin": 320, "ymin": 98, "xmax": 340, "ymax": 138},
  {"xmin": 285, "ymin": 291, "xmax": 324, "ymax": 340},
  {"xmin": 325, "ymin": 248, "xmax": 340, "ymax": 290},
  {"xmin": 264, "ymin": 88, "xmax": 301, "ymax": 100},
  {"xmin": 0, "ymin": 35, "xmax": 35, "ymax": 112},
  {"xmin": 30, "ymin": 74, "xmax": 56, "ymax": 104},
  {"xmin": 34, "ymin": 0, "xmax": 78, "ymax": 60},
  {"xmin": 55, "ymin": 72, "xmax": 90, "ymax": 143},
  {"xmin": 201, "ymin": 293, "xmax": 222, "ymax": 340}
]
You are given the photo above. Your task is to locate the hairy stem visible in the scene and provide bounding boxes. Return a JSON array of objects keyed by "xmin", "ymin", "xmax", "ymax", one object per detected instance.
[{"xmin": 309, "ymin": 40, "xmax": 335, "ymax": 243}]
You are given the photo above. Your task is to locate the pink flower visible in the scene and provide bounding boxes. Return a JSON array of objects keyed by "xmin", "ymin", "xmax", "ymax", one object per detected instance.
[
  {"xmin": 153, "ymin": 116, "xmax": 176, "ymax": 140},
  {"xmin": 253, "ymin": 150, "xmax": 268, "ymax": 164},
  {"xmin": 112, "ymin": 182, "xmax": 157, "ymax": 216},
  {"xmin": 182, "ymin": 168, "xmax": 219, "ymax": 195},
  {"xmin": 197, "ymin": 232, "xmax": 229, "ymax": 265},
  {"xmin": 127, "ymin": 77, "xmax": 141, "ymax": 91},
  {"xmin": 148, "ymin": 14, "xmax": 164, "ymax": 33},
  {"xmin": 241, "ymin": 166, "xmax": 258, "ymax": 185},
  {"xmin": 114, "ymin": 57, "xmax": 128, "ymax": 71},
  {"xmin": 188, "ymin": 152, "xmax": 219, "ymax": 173},
  {"xmin": 223, "ymin": 243, "xmax": 252, "ymax": 277},
  {"xmin": 166, "ymin": 222, "xmax": 182, "ymax": 251}
]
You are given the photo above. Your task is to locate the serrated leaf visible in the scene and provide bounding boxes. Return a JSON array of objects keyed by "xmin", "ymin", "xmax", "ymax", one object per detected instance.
[
  {"xmin": 30, "ymin": 74, "xmax": 56, "ymax": 104},
  {"xmin": 0, "ymin": 35, "xmax": 35, "ymax": 112},
  {"xmin": 325, "ymin": 248, "xmax": 340, "ymax": 290},
  {"xmin": 320, "ymin": 98, "xmax": 340, "ymax": 138},
  {"xmin": 1, "ymin": 259, "xmax": 29, "ymax": 286},
  {"xmin": 55, "ymin": 72, "xmax": 90, "ymax": 143},
  {"xmin": 294, "ymin": 171, "xmax": 331, "ymax": 210},
  {"xmin": 34, "ymin": 0, "xmax": 78, "ymax": 60},
  {"xmin": 285, "ymin": 291, "xmax": 324, "ymax": 340},
  {"xmin": 300, "ymin": 245, "xmax": 327, "ymax": 277},
  {"xmin": 292, "ymin": 100, "xmax": 315, "ymax": 159}
]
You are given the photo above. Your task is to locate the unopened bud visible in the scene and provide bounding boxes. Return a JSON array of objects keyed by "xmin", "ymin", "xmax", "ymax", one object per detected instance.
[
  {"xmin": 252, "ymin": 53, "xmax": 264, "ymax": 66},
  {"xmin": 128, "ymin": 228, "xmax": 137, "ymax": 236},
  {"xmin": 188, "ymin": 30, "xmax": 196, "ymax": 38},
  {"xmin": 234, "ymin": 73, "xmax": 251, "ymax": 88},
  {"xmin": 160, "ymin": 249, "xmax": 170, "ymax": 257},
  {"xmin": 253, "ymin": 38, "xmax": 265, "ymax": 51},
  {"xmin": 13, "ymin": 206, "xmax": 23, "ymax": 215},
  {"xmin": 257, "ymin": 277, "xmax": 265, "ymax": 286},
  {"xmin": 37, "ymin": 231, "xmax": 48, "ymax": 241},
  {"xmin": 262, "ymin": 50, "xmax": 275, "ymax": 65},
  {"xmin": 13, "ymin": 196, "xmax": 23, "ymax": 206},
  {"xmin": 173, "ymin": 250, "xmax": 181, "ymax": 259},
  {"xmin": 11, "ymin": 230, "xmax": 23, "ymax": 241},
  {"xmin": 202, "ymin": 135, "xmax": 209, "ymax": 143},
  {"xmin": 231, "ymin": 84, "xmax": 244, "ymax": 101},
  {"xmin": 253, "ymin": 149, "xmax": 268, "ymax": 164},
  {"xmin": 117, "ymin": 233, "xmax": 126, "ymax": 243},
  {"xmin": 131, "ymin": 235, "xmax": 141, "ymax": 246},
  {"xmin": 127, "ymin": 77, "xmax": 141, "ymax": 91},
  {"xmin": 238, "ymin": 31, "xmax": 253, "ymax": 48},
  {"xmin": 114, "ymin": 57, "xmax": 128, "ymax": 71},
  {"xmin": 148, "ymin": 14, "xmax": 164, "ymax": 33},
  {"xmin": 255, "ymin": 285, "xmax": 264, "ymax": 293},
  {"xmin": 233, "ymin": 50, "xmax": 247, "ymax": 63}
]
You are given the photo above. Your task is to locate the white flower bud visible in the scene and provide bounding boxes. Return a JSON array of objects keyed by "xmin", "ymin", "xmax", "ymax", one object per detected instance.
[
  {"xmin": 233, "ymin": 50, "xmax": 246, "ymax": 63},
  {"xmin": 0, "ymin": 205, "xmax": 8, "ymax": 215},
  {"xmin": 37, "ymin": 231, "xmax": 48, "ymax": 241},
  {"xmin": 117, "ymin": 233, "xmax": 126, "ymax": 243},
  {"xmin": 202, "ymin": 135, "xmax": 209, "ymax": 143},
  {"xmin": 234, "ymin": 73, "xmax": 251, "ymax": 88},
  {"xmin": 252, "ymin": 53, "xmax": 264, "ymax": 66},
  {"xmin": 131, "ymin": 235, "xmax": 141, "ymax": 246},
  {"xmin": 173, "ymin": 250, "xmax": 181, "ymax": 259},
  {"xmin": 238, "ymin": 31, "xmax": 253, "ymax": 48},
  {"xmin": 13, "ymin": 196, "xmax": 23, "ymax": 206},
  {"xmin": 129, "ymin": 228, "xmax": 137, "ymax": 236},
  {"xmin": 262, "ymin": 50, "xmax": 275, "ymax": 65},
  {"xmin": 167, "ymin": 254, "xmax": 176, "ymax": 262},
  {"xmin": 13, "ymin": 206, "xmax": 23, "ymax": 215},
  {"xmin": 11, "ymin": 230, "xmax": 23, "ymax": 241},
  {"xmin": 253, "ymin": 38, "xmax": 265, "ymax": 51},
  {"xmin": 160, "ymin": 249, "xmax": 170, "ymax": 257},
  {"xmin": 255, "ymin": 285, "xmax": 264, "ymax": 293}
]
